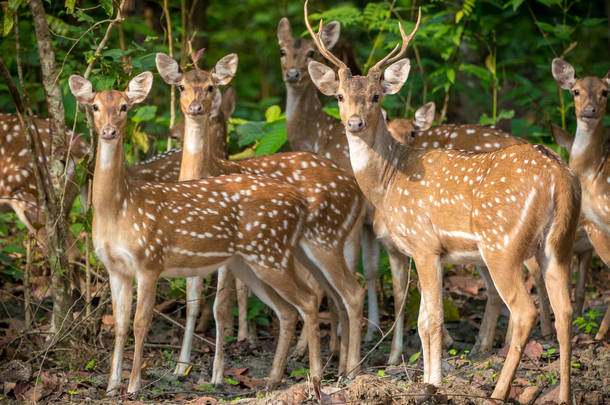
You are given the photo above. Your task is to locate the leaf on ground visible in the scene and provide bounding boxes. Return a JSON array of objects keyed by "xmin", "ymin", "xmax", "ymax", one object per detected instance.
[
  {"xmin": 225, "ymin": 367, "xmax": 249, "ymax": 376},
  {"xmin": 517, "ymin": 385, "xmax": 540, "ymax": 403},
  {"xmin": 523, "ymin": 340, "xmax": 543, "ymax": 360},
  {"xmin": 447, "ymin": 275, "xmax": 480, "ymax": 296}
]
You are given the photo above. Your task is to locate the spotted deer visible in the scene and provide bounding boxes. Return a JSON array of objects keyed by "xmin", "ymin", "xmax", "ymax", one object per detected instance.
[
  {"xmin": 68, "ymin": 72, "xmax": 325, "ymax": 394},
  {"xmin": 0, "ymin": 113, "xmax": 89, "ymax": 259},
  {"xmin": 277, "ymin": 16, "xmax": 410, "ymax": 364},
  {"xmin": 389, "ymin": 102, "xmax": 556, "ymax": 351},
  {"xmin": 306, "ymin": 3, "xmax": 580, "ymax": 403},
  {"xmin": 156, "ymin": 52, "xmax": 366, "ymax": 381},
  {"xmin": 552, "ymin": 58, "xmax": 610, "ymax": 340}
]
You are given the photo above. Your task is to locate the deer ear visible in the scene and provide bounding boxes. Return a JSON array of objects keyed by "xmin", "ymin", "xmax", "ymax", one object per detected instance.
[
  {"xmin": 321, "ymin": 21, "xmax": 340, "ymax": 50},
  {"xmin": 69, "ymin": 75, "xmax": 95, "ymax": 105},
  {"xmin": 156, "ymin": 53, "xmax": 182, "ymax": 85},
  {"xmin": 213, "ymin": 53, "xmax": 238, "ymax": 85},
  {"xmin": 552, "ymin": 58, "xmax": 576, "ymax": 90},
  {"xmin": 126, "ymin": 72, "xmax": 153, "ymax": 104},
  {"xmin": 549, "ymin": 121, "xmax": 573, "ymax": 152},
  {"xmin": 277, "ymin": 17, "xmax": 292, "ymax": 42},
  {"xmin": 308, "ymin": 61, "xmax": 338, "ymax": 96},
  {"xmin": 221, "ymin": 86, "xmax": 236, "ymax": 118},
  {"xmin": 169, "ymin": 119, "xmax": 184, "ymax": 141},
  {"xmin": 604, "ymin": 70, "xmax": 610, "ymax": 88},
  {"xmin": 414, "ymin": 101, "xmax": 435, "ymax": 130},
  {"xmin": 381, "ymin": 58, "xmax": 410, "ymax": 95}
]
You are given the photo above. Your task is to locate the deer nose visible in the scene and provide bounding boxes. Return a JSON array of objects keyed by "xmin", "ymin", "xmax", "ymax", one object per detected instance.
[
  {"xmin": 347, "ymin": 116, "xmax": 365, "ymax": 133},
  {"xmin": 285, "ymin": 69, "xmax": 300, "ymax": 83},
  {"xmin": 188, "ymin": 102, "xmax": 204, "ymax": 115},
  {"xmin": 101, "ymin": 125, "xmax": 117, "ymax": 139},
  {"xmin": 581, "ymin": 104, "xmax": 597, "ymax": 118}
]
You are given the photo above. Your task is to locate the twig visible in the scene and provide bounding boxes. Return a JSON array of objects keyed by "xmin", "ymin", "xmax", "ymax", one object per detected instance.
[
  {"xmin": 154, "ymin": 308, "xmax": 216, "ymax": 347},
  {"xmin": 162, "ymin": 0, "xmax": 176, "ymax": 152}
]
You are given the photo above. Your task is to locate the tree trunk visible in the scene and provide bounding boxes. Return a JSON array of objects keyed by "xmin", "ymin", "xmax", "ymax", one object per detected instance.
[{"xmin": 27, "ymin": 0, "xmax": 73, "ymax": 342}]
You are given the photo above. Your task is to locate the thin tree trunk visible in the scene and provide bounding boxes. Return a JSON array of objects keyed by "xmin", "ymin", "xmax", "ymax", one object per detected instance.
[{"xmin": 27, "ymin": 0, "xmax": 74, "ymax": 342}]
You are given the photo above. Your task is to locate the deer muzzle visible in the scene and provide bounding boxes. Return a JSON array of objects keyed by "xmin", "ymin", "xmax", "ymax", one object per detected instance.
[
  {"xmin": 285, "ymin": 69, "xmax": 301, "ymax": 83},
  {"xmin": 581, "ymin": 104, "xmax": 598, "ymax": 119},
  {"xmin": 347, "ymin": 115, "xmax": 365, "ymax": 133},
  {"xmin": 187, "ymin": 101, "xmax": 204, "ymax": 116},
  {"xmin": 101, "ymin": 125, "xmax": 117, "ymax": 140}
]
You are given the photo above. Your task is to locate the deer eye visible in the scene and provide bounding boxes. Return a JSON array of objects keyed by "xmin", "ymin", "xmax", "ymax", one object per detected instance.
[
  {"xmin": 207, "ymin": 85, "xmax": 214, "ymax": 92},
  {"xmin": 410, "ymin": 131, "xmax": 416, "ymax": 138},
  {"xmin": 120, "ymin": 104, "xmax": 127, "ymax": 112},
  {"xmin": 372, "ymin": 94, "xmax": 380, "ymax": 102},
  {"xmin": 280, "ymin": 49, "xmax": 286, "ymax": 56},
  {"xmin": 337, "ymin": 94, "xmax": 343, "ymax": 102},
  {"xmin": 307, "ymin": 50, "xmax": 315, "ymax": 58},
  {"xmin": 602, "ymin": 89, "xmax": 608, "ymax": 97},
  {"xmin": 92, "ymin": 104, "xmax": 99, "ymax": 111},
  {"xmin": 178, "ymin": 84, "xmax": 185, "ymax": 92},
  {"xmin": 573, "ymin": 89, "xmax": 580, "ymax": 96}
]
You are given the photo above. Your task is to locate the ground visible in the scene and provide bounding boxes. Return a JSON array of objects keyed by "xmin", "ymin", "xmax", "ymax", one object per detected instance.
[{"xmin": 0, "ymin": 257, "xmax": 608, "ymax": 404}]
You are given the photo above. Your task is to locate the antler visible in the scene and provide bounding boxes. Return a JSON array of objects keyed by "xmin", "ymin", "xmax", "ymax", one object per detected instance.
[
  {"xmin": 304, "ymin": 0, "xmax": 347, "ymax": 71},
  {"xmin": 370, "ymin": 7, "xmax": 421, "ymax": 72}
]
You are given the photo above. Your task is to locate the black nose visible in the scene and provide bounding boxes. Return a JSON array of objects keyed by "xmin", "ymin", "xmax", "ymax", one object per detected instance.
[
  {"xmin": 286, "ymin": 70, "xmax": 300, "ymax": 83},
  {"xmin": 101, "ymin": 125, "xmax": 117, "ymax": 139},
  {"xmin": 581, "ymin": 104, "xmax": 597, "ymax": 118},
  {"xmin": 347, "ymin": 117, "xmax": 365, "ymax": 132},
  {"xmin": 188, "ymin": 102, "xmax": 204, "ymax": 115}
]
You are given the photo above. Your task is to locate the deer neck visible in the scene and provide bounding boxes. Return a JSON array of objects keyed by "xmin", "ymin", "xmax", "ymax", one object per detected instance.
[
  {"xmin": 570, "ymin": 118, "xmax": 604, "ymax": 176},
  {"xmin": 92, "ymin": 138, "xmax": 128, "ymax": 219},
  {"xmin": 345, "ymin": 116, "xmax": 403, "ymax": 208},
  {"xmin": 285, "ymin": 82, "xmax": 325, "ymax": 151},
  {"xmin": 181, "ymin": 115, "xmax": 219, "ymax": 180}
]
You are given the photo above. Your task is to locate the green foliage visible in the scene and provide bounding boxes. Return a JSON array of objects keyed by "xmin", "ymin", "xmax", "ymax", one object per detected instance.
[{"xmin": 573, "ymin": 309, "xmax": 603, "ymax": 334}]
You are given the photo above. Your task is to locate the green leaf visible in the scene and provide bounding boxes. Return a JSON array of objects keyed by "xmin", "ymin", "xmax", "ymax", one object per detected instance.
[
  {"xmin": 65, "ymin": 0, "xmax": 76, "ymax": 15},
  {"xmin": 236, "ymin": 121, "xmax": 266, "ymax": 147},
  {"xmin": 131, "ymin": 106, "xmax": 157, "ymax": 124},
  {"xmin": 224, "ymin": 378, "xmax": 239, "ymax": 385},
  {"xmin": 255, "ymin": 123, "xmax": 287, "ymax": 156},
  {"xmin": 455, "ymin": 10, "xmax": 463, "ymax": 23},
  {"xmin": 377, "ymin": 369, "xmax": 386, "ymax": 377},
  {"xmin": 8, "ymin": 0, "xmax": 23, "ymax": 12},
  {"xmin": 446, "ymin": 68, "xmax": 455, "ymax": 84},
  {"xmin": 510, "ymin": 0, "xmax": 526, "ymax": 11},
  {"xmin": 264, "ymin": 105, "xmax": 281, "ymax": 122},
  {"xmin": 497, "ymin": 109, "xmax": 515, "ymax": 120},
  {"xmin": 581, "ymin": 18, "xmax": 606, "ymax": 27},
  {"xmin": 85, "ymin": 359, "xmax": 95, "ymax": 370},
  {"xmin": 408, "ymin": 351, "xmax": 420, "ymax": 364},
  {"xmin": 2, "ymin": 6, "xmax": 14, "ymax": 37},
  {"xmin": 100, "ymin": 0, "xmax": 114, "ymax": 16}
]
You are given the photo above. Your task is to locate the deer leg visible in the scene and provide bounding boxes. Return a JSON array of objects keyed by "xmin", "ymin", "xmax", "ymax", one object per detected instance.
[
  {"xmin": 127, "ymin": 272, "xmax": 159, "ymax": 394},
  {"xmin": 175, "ymin": 276, "xmax": 202, "ymax": 375},
  {"xmin": 525, "ymin": 257, "xmax": 553, "ymax": 338},
  {"xmin": 298, "ymin": 243, "xmax": 365, "ymax": 377},
  {"xmin": 292, "ymin": 287, "xmax": 324, "ymax": 360},
  {"xmin": 413, "ymin": 254, "xmax": 444, "ymax": 386},
  {"xmin": 235, "ymin": 278, "xmax": 249, "ymax": 341},
  {"xmin": 244, "ymin": 256, "xmax": 323, "ymax": 379},
  {"xmin": 473, "ymin": 266, "xmax": 504, "ymax": 354},
  {"xmin": 539, "ymin": 252, "xmax": 573, "ymax": 404},
  {"xmin": 106, "ymin": 272, "xmax": 133, "ymax": 395},
  {"xmin": 484, "ymin": 257, "xmax": 538, "ymax": 403},
  {"xmin": 362, "ymin": 223, "xmax": 380, "ymax": 342},
  {"xmin": 211, "ymin": 266, "xmax": 236, "ymax": 387},
  {"xmin": 387, "ymin": 246, "xmax": 408, "ymax": 365},
  {"xmin": 294, "ymin": 248, "xmax": 350, "ymax": 374},
  {"xmin": 595, "ymin": 305, "xmax": 610, "ymax": 341},
  {"xmin": 574, "ymin": 249, "xmax": 592, "ymax": 317},
  {"xmin": 225, "ymin": 259, "xmax": 299, "ymax": 385}
]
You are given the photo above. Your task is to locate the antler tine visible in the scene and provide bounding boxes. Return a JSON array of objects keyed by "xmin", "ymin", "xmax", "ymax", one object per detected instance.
[
  {"xmin": 371, "ymin": 7, "xmax": 422, "ymax": 72},
  {"xmin": 304, "ymin": 0, "xmax": 347, "ymax": 70}
]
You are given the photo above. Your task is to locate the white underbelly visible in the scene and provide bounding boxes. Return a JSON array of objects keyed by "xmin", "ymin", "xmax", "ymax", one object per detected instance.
[
  {"xmin": 441, "ymin": 250, "xmax": 485, "ymax": 266},
  {"xmin": 162, "ymin": 262, "xmax": 228, "ymax": 278}
]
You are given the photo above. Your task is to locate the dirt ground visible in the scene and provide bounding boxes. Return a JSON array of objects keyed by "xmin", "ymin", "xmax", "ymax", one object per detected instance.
[{"xmin": 0, "ymin": 261, "xmax": 608, "ymax": 404}]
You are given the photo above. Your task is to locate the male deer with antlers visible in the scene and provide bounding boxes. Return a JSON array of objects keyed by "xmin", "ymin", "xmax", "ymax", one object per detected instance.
[
  {"xmin": 155, "ymin": 51, "xmax": 366, "ymax": 381},
  {"xmin": 306, "ymin": 2, "xmax": 580, "ymax": 403},
  {"xmin": 277, "ymin": 16, "xmax": 415, "ymax": 365},
  {"xmin": 68, "ymin": 72, "xmax": 325, "ymax": 394},
  {"xmin": 552, "ymin": 58, "xmax": 610, "ymax": 340}
]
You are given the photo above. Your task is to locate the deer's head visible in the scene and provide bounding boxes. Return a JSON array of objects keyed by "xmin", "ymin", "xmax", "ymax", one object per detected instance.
[
  {"xmin": 305, "ymin": 0, "xmax": 420, "ymax": 142},
  {"xmin": 387, "ymin": 102, "xmax": 435, "ymax": 145},
  {"xmin": 277, "ymin": 17, "xmax": 340, "ymax": 87},
  {"xmin": 156, "ymin": 53, "xmax": 238, "ymax": 122},
  {"xmin": 552, "ymin": 58, "xmax": 609, "ymax": 125},
  {"xmin": 69, "ymin": 72, "xmax": 153, "ymax": 141}
]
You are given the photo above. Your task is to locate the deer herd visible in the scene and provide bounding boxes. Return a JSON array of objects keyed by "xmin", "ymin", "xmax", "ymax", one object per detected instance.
[{"xmin": 1, "ymin": 1, "xmax": 608, "ymax": 403}]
